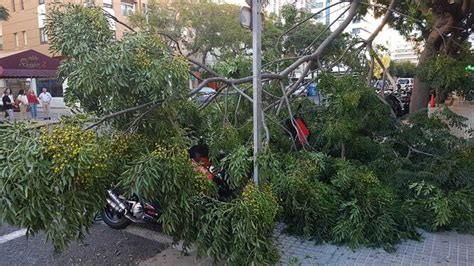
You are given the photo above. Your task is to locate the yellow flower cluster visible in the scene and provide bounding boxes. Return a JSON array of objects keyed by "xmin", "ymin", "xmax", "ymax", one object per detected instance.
[
  {"xmin": 151, "ymin": 145, "xmax": 168, "ymax": 158},
  {"xmin": 109, "ymin": 133, "xmax": 135, "ymax": 157},
  {"xmin": 152, "ymin": 144, "xmax": 188, "ymax": 158},
  {"xmin": 194, "ymin": 172, "xmax": 212, "ymax": 194},
  {"xmin": 360, "ymin": 172, "xmax": 380, "ymax": 186},
  {"xmin": 242, "ymin": 183, "xmax": 279, "ymax": 222},
  {"xmin": 135, "ymin": 47, "xmax": 152, "ymax": 68},
  {"xmin": 40, "ymin": 125, "xmax": 107, "ymax": 186},
  {"xmin": 242, "ymin": 183, "xmax": 261, "ymax": 214}
]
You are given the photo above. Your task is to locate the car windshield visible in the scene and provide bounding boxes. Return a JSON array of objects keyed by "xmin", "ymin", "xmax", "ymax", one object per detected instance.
[
  {"xmin": 398, "ymin": 80, "xmax": 409, "ymax": 84},
  {"xmin": 198, "ymin": 88, "xmax": 215, "ymax": 95}
]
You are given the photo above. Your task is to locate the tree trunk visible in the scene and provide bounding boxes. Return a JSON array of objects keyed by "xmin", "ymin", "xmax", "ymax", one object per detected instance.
[
  {"xmin": 410, "ymin": 72, "xmax": 431, "ymax": 113},
  {"xmin": 410, "ymin": 14, "xmax": 455, "ymax": 113},
  {"xmin": 367, "ymin": 44, "xmax": 374, "ymax": 87}
]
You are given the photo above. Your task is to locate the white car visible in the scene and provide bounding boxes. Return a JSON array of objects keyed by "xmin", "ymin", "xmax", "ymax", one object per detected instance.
[
  {"xmin": 195, "ymin": 87, "xmax": 216, "ymax": 105},
  {"xmin": 396, "ymin": 78, "xmax": 414, "ymax": 90}
]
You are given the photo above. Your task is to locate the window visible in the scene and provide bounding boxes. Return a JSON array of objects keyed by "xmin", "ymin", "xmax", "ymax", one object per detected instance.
[
  {"xmin": 11, "ymin": 0, "xmax": 15, "ymax": 12},
  {"xmin": 14, "ymin": 33, "xmax": 19, "ymax": 47},
  {"xmin": 83, "ymin": 0, "xmax": 95, "ymax": 6},
  {"xmin": 121, "ymin": 3, "xmax": 134, "ymax": 16},
  {"xmin": 23, "ymin": 31, "xmax": 27, "ymax": 45},
  {"xmin": 305, "ymin": 0, "xmax": 323, "ymax": 8},
  {"xmin": 20, "ymin": 0, "xmax": 24, "ymax": 9},
  {"xmin": 351, "ymin": 28, "xmax": 361, "ymax": 34},
  {"xmin": 37, "ymin": 78, "xmax": 63, "ymax": 97},
  {"xmin": 39, "ymin": 0, "xmax": 45, "ymax": 4},
  {"xmin": 39, "ymin": 28, "xmax": 48, "ymax": 44},
  {"xmin": 0, "ymin": 36, "xmax": 3, "ymax": 50},
  {"xmin": 103, "ymin": 0, "xmax": 112, "ymax": 8}
]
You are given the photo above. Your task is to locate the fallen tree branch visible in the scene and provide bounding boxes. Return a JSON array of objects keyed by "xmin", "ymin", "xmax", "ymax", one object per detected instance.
[
  {"xmin": 125, "ymin": 104, "xmax": 159, "ymax": 133},
  {"xmin": 85, "ymin": 101, "xmax": 159, "ymax": 130},
  {"xmin": 365, "ymin": 0, "xmax": 397, "ymax": 44},
  {"xmin": 187, "ymin": 57, "xmax": 221, "ymax": 78},
  {"xmin": 407, "ymin": 145, "xmax": 435, "ymax": 158},
  {"xmin": 197, "ymin": 85, "xmax": 228, "ymax": 111},
  {"xmin": 102, "ymin": 9, "xmax": 136, "ymax": 32},
  {"xmin": 324, "ymin": 41, "xmax": 365, "ymax": 70},
  {"xmin": 367, "ymin": 43, "xmax": 375, "ymax": 86}
]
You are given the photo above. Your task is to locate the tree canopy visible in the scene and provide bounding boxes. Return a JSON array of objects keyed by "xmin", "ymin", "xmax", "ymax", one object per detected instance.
[
  {"xmin": 389, "ymin": 60, "xmax": 417, "ymax": 78},
  {"xmin": 129, "ymin": 1, "xmax": 251, "ymax": 64},
  {"xmin": 0, "ymin": 6, "xmax": 9, "ymax": 20}
]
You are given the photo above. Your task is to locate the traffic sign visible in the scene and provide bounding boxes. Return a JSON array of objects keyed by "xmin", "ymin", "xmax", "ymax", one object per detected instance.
[{"xmin": 240, "ymin": 6, "xmax": 252, "ymax": 29}]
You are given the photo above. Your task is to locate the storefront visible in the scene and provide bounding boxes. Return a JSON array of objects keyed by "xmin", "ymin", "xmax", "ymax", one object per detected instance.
[{"xmin": 0, "ymin": 49, "xmax": 65, "ymax": 108}]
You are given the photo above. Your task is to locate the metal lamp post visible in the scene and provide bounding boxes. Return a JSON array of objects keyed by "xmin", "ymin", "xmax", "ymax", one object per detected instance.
[{"xmin": 240, "ymin": 0, "xmax": 263, "ymax": 186}]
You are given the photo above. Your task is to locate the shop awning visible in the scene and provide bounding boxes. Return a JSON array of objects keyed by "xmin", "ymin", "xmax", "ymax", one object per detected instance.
[{"xmin": 0, "ymin": 49, "xmax": 60, "ymax": 78}]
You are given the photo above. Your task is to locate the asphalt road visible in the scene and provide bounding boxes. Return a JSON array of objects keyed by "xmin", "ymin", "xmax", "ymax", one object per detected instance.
[{"xmin": 0, "ymin": 222, "xmax": 169, "ymax": 266}]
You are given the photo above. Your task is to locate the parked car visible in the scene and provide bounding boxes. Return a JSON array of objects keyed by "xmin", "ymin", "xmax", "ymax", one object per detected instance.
[
  {"xmin": 195, "ymin": 87, "xmax": 216, "ymax": 105},
  {"xmin": 396, "ymin": 78, "xmax": 414, "ymax": 90}
]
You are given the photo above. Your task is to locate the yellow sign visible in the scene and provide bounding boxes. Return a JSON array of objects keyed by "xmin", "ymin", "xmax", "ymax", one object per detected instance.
[{"xmin": 374, "ymin": 54, "xmax": 391, "ymax": 79}]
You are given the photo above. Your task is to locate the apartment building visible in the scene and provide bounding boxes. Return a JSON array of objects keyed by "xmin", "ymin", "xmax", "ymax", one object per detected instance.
[{"xmin": 0, "ymin": 0, "xmax": 145, "ymax": 56}]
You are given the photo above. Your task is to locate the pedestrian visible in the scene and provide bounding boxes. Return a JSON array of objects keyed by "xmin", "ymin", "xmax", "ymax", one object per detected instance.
[
  {"xmin": 2, "ymin": 88, "xmax": 14, "ymax": 121},
  {"xmin": 38, "ymin": 88, "xmax": 52, "ymax": 120},
  {"xmin": 15, "ymin": 89, "xmax": 29, "ymax": 120},
  {"xmin": 27, "ymin": 89, "xmax": 39, "ymax": 120}
]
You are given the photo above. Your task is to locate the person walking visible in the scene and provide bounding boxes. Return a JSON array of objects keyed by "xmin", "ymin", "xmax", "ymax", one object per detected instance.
[
  {"xmin": 16, "ymin": 89, "xmax": 29, "ymax": 120},
  {"xmin": 27, "ymin": 89, "xmax": 39, "ymax": 120},
  {"xmin": 38, "ymin": 88, "xmax": 52, "ymax": 120},
  {"xmin": 2, "ymin": 88, "xmax": 14, "ymax": 121}
]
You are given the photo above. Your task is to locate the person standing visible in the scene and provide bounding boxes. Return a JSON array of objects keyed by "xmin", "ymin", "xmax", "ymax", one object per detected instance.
[
  {"xmin": 16, "ymin": 89, "xmax": 29, "ymax": 120},
  {"xmin": 38, "ymin": 88, "xmax": 52, "ymax": 120},
  {"xmin": 2, "ymin": 89, "xmax": 14, "ymax": 121},
  {"xmin": 27, "ymin": 89, "xmax": 39, "ymax": 120}
]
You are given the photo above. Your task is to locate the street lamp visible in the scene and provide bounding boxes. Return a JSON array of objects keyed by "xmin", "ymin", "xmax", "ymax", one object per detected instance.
[{"xmin": 240, "ymin": 0, "xmax": 263, "ymax": 185}]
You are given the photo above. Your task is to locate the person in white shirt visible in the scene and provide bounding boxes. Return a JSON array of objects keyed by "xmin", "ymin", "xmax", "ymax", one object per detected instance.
[
  {"xmin": 16, "ymin": 89, "xmax": 29, "ymax": 120},
  {"xmin": 38, "ymin": 88, "xmax": 52, "ymax": 120}
]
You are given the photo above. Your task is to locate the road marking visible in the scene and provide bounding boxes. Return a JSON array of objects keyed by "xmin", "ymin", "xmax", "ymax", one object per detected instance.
[
  {"xmin": 124, "ymin": 225, "xmax": 198, "ymax": 253},
  {"xmin": 0, "ymin": 229, "xmax": 27, "ymax": 244},
  {"xmin": 125, "ymin": 226, "xmax": 173, "ymax": 245}
]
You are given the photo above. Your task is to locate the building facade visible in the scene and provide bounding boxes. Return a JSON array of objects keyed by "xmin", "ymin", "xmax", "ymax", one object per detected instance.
[{"xmin": 0, "ymin": 0, "xmax": 145, "ymax": 56}]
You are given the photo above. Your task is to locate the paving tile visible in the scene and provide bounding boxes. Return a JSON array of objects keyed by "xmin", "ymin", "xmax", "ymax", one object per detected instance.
[{"xmin": 276, "ymin": 225, "xmax": 474, "ymax": 265}]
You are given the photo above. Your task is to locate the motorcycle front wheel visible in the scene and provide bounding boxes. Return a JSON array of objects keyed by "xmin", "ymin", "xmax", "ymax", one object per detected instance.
[{"xmin": 102, "ymin": 205, "xmax": 132, "ymax": 229}]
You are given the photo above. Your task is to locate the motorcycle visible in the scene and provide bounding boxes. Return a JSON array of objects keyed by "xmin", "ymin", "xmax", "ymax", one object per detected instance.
[{"xmin": 102, "ymin": 139, "xmax": 229, "ymax": 229}]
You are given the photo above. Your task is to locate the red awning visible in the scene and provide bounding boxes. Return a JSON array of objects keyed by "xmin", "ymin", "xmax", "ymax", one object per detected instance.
[{"xmin": 0, "ymin": 49, "xmax": 60, "ymax": 78}]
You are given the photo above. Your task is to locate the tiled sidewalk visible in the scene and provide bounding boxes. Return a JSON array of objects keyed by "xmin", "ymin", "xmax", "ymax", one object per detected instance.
[
  {"xmin": 429, "ymin": 98, "xmax": 473, "ymax": 139},
  {"xmin": 277, "ymin": 225, "xmax": 473, "ymax": 265}
]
